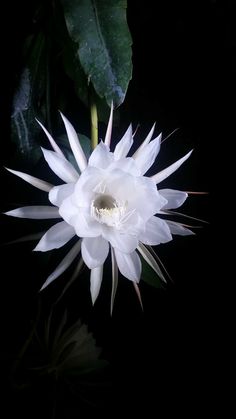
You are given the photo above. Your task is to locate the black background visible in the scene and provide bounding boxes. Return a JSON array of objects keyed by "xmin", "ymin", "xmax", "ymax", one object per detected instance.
[{"xmin": 0, "ymin": 0, "xmax": 230, "ymax": 417}]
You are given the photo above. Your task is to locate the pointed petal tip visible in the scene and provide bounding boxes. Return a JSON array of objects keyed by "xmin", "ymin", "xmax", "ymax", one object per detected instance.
[
  {"xmin": 39, "ymin": 282, "xmax": 47, "ymax": 292},
  {"xmin": 104, "ymin": 102, "xmax": 114, "ymax": 146},
  {"xmin": 3, "ymin": 210, "xmax": 18, "ymax": 217},
  {"xmin": 152, "ymin": 148, "xmax": 194, "ymax": 184},
  {"xmin": 59, "ymin": 110, "xmax": 66, "ymax": 121},
  {"xmin": 110, "ymin": 304, "xmax": 115, "ymax": 316},
  {"xmin": 32, "ymin": 244, "xmax": 42, "ymax": 252},
  {"xmin": 35, "ymin": 118, "xmax": 48, "ymax": 132}
]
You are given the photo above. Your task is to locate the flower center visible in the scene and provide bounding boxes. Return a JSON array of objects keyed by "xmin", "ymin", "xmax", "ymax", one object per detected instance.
[{"xmin": 91, "ymin": 194, "xmax": 129, "ymax": 228}]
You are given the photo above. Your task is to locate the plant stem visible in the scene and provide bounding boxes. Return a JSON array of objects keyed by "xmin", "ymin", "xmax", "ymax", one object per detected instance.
[{"xmin": 90, "ymin": 99, "xmax": 98, "ymax": 150}]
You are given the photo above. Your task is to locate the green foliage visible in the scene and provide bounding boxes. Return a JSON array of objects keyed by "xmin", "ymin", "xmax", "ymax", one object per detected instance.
[
  {"xmin": 61, "ymin": 0, "xmax": 132, "ymax": 107},
  {"xmin": 10, "ymin": 0, "xmax": 132, "ymax": 158},
  {"xmin": 11, "ymin": 33, "xmax": 47, "ymax": 163}
]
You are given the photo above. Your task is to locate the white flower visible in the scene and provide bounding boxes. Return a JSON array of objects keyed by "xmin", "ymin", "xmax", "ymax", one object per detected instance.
[{"xmin": 5, "ymin": 107, "xmax": 194, "ymax": 312}]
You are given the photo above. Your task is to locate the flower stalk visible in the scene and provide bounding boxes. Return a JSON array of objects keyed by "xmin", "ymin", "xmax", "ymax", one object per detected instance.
[{"xmin": 90, "ymin": 98, "xmax": 98, "ymax": 150}]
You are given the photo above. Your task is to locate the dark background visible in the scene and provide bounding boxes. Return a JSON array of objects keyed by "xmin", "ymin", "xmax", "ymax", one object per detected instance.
[{"xmin": 0, "ymin": 0, "xmax": 230, "ymax": 417}]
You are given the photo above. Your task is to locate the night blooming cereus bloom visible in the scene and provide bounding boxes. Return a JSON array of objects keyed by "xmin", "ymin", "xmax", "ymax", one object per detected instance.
[{"xmin": 5, "ymin": 106, "xmax": 194, "ymax": 312}]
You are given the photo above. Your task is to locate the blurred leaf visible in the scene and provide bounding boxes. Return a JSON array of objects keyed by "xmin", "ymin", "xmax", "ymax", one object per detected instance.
[
  {"xmin": 43, "ymin": 314, "xmax": 105, "ymax": 377},
  {"xmin": 11, "ymin": 33, "xmax": 48, "ymax": 163},
  {"xmin": 141, "ymin": 255, "xmax": 165, "ymax": 289},
  {"xmin": 61, "ymin": 0, "xmax": 132, "ymax": 107}
]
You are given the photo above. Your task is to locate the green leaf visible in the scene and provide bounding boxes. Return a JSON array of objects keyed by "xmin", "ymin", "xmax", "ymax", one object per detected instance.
[
  {"xmin": 141, "ymin": 255, "xmax": 165, "ymax": 289},
  {"xmin": 61, "ymin": 0, "xmax": 132, "ymax": 107},
  {"xmin": 11, "ymin": 33, "xmax": 47, "ymax": 163}
]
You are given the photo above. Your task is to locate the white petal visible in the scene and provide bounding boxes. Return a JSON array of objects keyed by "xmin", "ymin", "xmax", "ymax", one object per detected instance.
[
  {"xmin": 41, "ymin": 147, "xmax": 79, "ymax": 183},
  {"xmin": 159, "ymin": 189, "xmax": 188, "ymax": 209},
  {"xmin": 111, "ymin": 247, "xmax": 118, "ymax": 315},
  {"xmin": 5, "ymin": 167, "xmax": 53, "ymax": 192},
  {"xmin": 74, "ymin": 212, "xmax": 102, "ymax": 237},
  {"xmin": 88, "ymin": 141, "xmax": 114, "ymax": 169},
  {"xmin": 107, "ymin": 157, "xmax": 140, "ymax": 176},
  {"xmin": 104, "ymin": 102, "xmax": 113, "ymax": 147},
  {"xmin": 114, "ymin": 249, "xmax": 141, "ymax": 282},
  {"xmin": 36, "ymin": 119, "xmax": 64, "ymax": 157},
  {"xmin": 81, "ymin": 236, "xmax": 109, "ymax": 269},
  {"xmin": 102, "ymin": 227, "xmax": 138, "ymax": 253},
  {"xmin": 137, "ymin": 243, "xmax": 167, "ymax": 283},
  {"xmin": 58, "ymin": 194, "xmax": 79, "ymax": 224},
  {"xmin": 40, "ymin": 239, "xmax": 81, "ymax": 290},
  {"xmin": 132, "ymin": 123, "xmax": 156, "ymax": 158},
  {"xmin": 72, "ymin": 166, "xmax": 104, "ymax": 207},
  {"xmin": 152, "ymin": 150, "xmax": 193, "ymax": 184},
  {"xmin": 114, "ymin": 124, "xmax": 133, "ymax": 159},
  {"xmin": 139, "ymin": 216, "xmax": 172, "ymax": 245},
  {"xmin": 104, "ymin": 170, "xmax": 167, "ymax": 223},
  {"xmin": 49, "ymin": 183, "xmax": 75, "ymax": 207},
  {"xmin": 133, "ymin": 134, "xmax": 162, "ymax": 175},
  {"xmin": 59, "ymin": 198, "xmax": 102, "ymax": 237},
  {"xmin": 166, "ymin": 220, "xmax": 195, "ymax": 236},
  {"xmin": 60, "ymin": 112, "xmax": 87, "ymax": 172},
  {"xmin": 90, "ymin": 265, "xmax": 103, "ymax": 305},
  {"xmin": 107, "ymin": 173, "xmax": 166, "ymax": 221},
  {"xmin": 5, "ymin": 206, "xmax": 60, "ymax": 219},
  {"xmin": 34, "ymin": 221, "xmax": 75, "ymax": 251}
]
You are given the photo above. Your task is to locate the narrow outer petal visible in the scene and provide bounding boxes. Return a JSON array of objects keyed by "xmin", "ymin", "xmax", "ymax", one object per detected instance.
[
  {"xmin": 114, "ymin": 249, "xmax": 141, "ymax": 282},
  {"xmin": 114, "ymin": 124, "xmax": 133, "ymax": 160},
  {"xmin": 90, "ymin": 265, "xmax": 104, "ymax": 305},
  {"xmin": 81, "ymin": 236, "xmax": 109, "ymax": 269},
  {"xmin": 60, "ymin": 112, "xmax": 87, "ymax": 172},
  {"xmin": 41, "ymin": 148, "xmax": 79, "ymax": 183},
  {"xmin": 137, "ymin": 243, "xmax": 167, "ymax": 283},
  {"xmin": 133, "ymin": 282, "xmax": 143, "ymax": 310},
  {"xmin": 111, "ymin": 247, "xmax": 118, "ymax": 315},
  {"xmin": 5, "ymin": 167, "xmax": 53, "ymax": 192},
  {"xmin": 34, "ymin": 221, "xmax": 75, "ymax": 251},
  {"xmin": 134, "ymin": 134, "xmax": 162, "ymax": 175},
  {"xmin": 151, "ymin": 150, "xmax": 193, "ymax": 184},
  {"xmin": 40, "ymin": 239, "xmax": 81, "ymax": 290},
  {"xmin": 166, "ymin": 220, "xmax": 195, "ymax": 236},
  {"xmin": 5, "ymin": 206, "xmax": 60, "ymax": 219},
  {"xmin": 132, "ymin": 123, "xmax": 156, "ymax": 158},
  {"xmin": 104, "ymin": 102, "xmax": 113, "ymax": 147},
  {"xmin": 36, "ymin": 119, "xmax": 64, "ymax": 157}
]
